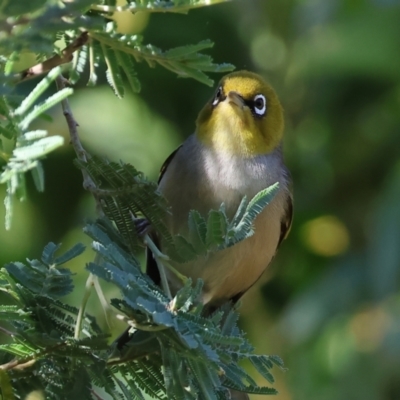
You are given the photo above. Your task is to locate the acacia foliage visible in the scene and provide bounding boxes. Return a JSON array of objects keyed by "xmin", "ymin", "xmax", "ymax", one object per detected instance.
[{"xmin": 0, "ymin": 1, "xmax": 284, "ymax": 398}]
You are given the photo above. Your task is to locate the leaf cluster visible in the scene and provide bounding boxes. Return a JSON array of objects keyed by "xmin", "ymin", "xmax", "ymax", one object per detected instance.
[
  {"xmin": 0, "ymin": 0, "xmax": 234, "ymax": 229},
  {"xmin": 0, "ymin": 243, "xmax": 109, "ymax": 400},
  {"xmin": 0, "ymin": 0, "xmax": 234, "ymax": 90},
  {"xmin": 0, "ymin": 1, "xmax": 286, "ymax": 398},
  {"xmin": 85, "ymin": 217, "xmax": 285, "ymax": 400},
  {"xmin": 0, "ymin": 154, "xmax": 283, "ymax": 398},
  {"xmin": 0, "ymin": 67, "xmax": 69, "ymax": 229}
]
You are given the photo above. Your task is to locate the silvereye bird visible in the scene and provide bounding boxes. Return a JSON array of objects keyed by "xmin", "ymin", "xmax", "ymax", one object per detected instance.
[
  {"xmin": 147, "ymin": 70, "xmax": 293, "ymax": 310},
  {"xmin": 118, "ymin": 71, "xmax": 293, "ymax": 400}
]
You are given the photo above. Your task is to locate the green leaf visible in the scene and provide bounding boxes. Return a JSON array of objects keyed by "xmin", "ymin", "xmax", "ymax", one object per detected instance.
[
  {"xmin": 0, "ymin": 343, "xmax": 34, "ymax": 357},
  {"xmin": 5, "ymin": 254, "xmax": 75, "ymax": 298},
  {"xmin": 76, "ymin": 156, "xmax": 173, "ymax": 253},
  {"xmin": 100, "ymin": 43, "xmax": 124, "ymax": 98},
  {"xmin": 115, "ymin": 51, "xmax": 141, "ymax": 93},
  {"xmin": 172, "ymin": 234, "xmax": 198, "ymax": 262},
  {"xmin": 246, "ymin": 183, "xmax": 280, "ymax": 219},
  {"xmin": 41, "ymin": 242, "xmax": 86, "ymax": 266},
  {"xmin": 14, "ymin": 67, "xmax": 63, "ymax": 117},
  {"xmin": 91, "ymin": 31, "xmax": 234, "ymax": 89},
  {"xmin": 188, "ymin": 210, "xmax": 207, "ymax": 253},
  {"xmin": 249, "ymin": 355, "xmax": 275, "ymax": 384},
  {"xmin": 187, "ymin": 358, "xmax": 219, "ymax": 400},
  {"xmin": 88, "ymin": 42, "xmax": 102, "ymax": 87},
  {"xmin": 69, "ymin": 45, "xmax": 88, "ymax": 84},
  {"xmin": 270, "ymin": 354, "xmax": 286, "ymax": 369},
  {"xmin": 0, "ymin": 123, "xmax": 14, "ymax": 139},
  {"xmin": 228, "ymin": 183, "xmax": 280, "ymax": 246},
  {"xmin": 206, "ymin": 209, "xmax": 227, "ymax": 248},
  {"xmin": 230, "ymin": 195, "xmax": 248, "ymax": 226},
  {"xmin": 114, "ymin": 366, "xmax": 146, "ymax": 400},
  {"xmin": 31, "ymin": 161, "xmax": 45, "ymax": 192},
  {"xmin": 12, "ymin": 135, "xmax": 64, "ymax": 160},
  {"xmin": 19, "ymin": 88, "xmax": 73, "ymax": 130},
  {"xmin": 41, "ymin": 242, "xmax": 61, "ymax": 264},
  {"xmin": 164, "ymin": 40, "xmax": 214, "ymax": 58},
  {"xmin": 0, "ymin": 305, "xmax": 31, "ymax": 321},
  {"xmin": 54, "ymin": 243, "xmax": 86, "ymax": 265}
]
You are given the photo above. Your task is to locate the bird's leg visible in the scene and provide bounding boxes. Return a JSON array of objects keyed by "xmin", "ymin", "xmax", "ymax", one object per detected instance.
[
  {"xmin": 132, "ymin": 216, "xmax": 151, "ymax": 236},
  {"xmin": 130, "ymin": 213, "xmax": 188, "ymax": 295},
  {"xmin": 144, "ymin": 234, "xmax": 172, "ymax": 299}
]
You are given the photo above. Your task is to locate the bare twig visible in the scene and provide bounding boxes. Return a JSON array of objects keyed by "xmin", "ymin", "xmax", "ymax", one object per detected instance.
[
  {"xmin": 107, "ymin": 352, "xmax": 154, "ymax": 367},
  {"xmin": 144, "ymin": 234, "xmax": 171, "ymax": 299},
  {"xmin": 55, "ymin": 73, "xmax": 108, "ymax": 340},
  {"xmin": 115, "ymin": 313, "xmax": 168, "ymax": 332},
  {"xmin": 55, "ymin": 75, "xmax": 88, "ymax": 163},
  {"xmin": 0, "ymin": 325, "xmax": 15, "ymax": 337},
  {"xmin": 91, "ymin": 389, "xmax": 106, "ymax": 400},
  {"xmin": 17, "ymin": 31, "xmax": 89, "ymax": 83},
  {"xmin": 0, "ymin": 342, "xmax": 66, "ymax": 371}
]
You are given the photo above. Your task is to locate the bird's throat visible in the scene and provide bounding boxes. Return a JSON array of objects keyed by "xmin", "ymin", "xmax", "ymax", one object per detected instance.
[{"xmin": 197, "ymin": 111, "xmax": 273, "ymax": 157}]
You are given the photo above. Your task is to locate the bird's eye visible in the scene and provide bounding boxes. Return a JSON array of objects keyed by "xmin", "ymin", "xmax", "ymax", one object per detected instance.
[
  {"xmin": 212, "ymin": 86, "xmax": 223, "ymax": 106},
  {"xmin": 253, "ymin": 94, "xmax": 267, "ymax": 117}
]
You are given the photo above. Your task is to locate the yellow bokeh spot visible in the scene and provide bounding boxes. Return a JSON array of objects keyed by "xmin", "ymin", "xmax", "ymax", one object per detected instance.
[
  {"xmin": 25, "ymin": 390, "xmax": 45, "ymax": 400},
  {"xmin": 112, "ymin": 0, "xmax": 149, "ymax": 34},
  {"xmin": 302, "ymin": 215, "xmax": 350, "ymax": 256}
]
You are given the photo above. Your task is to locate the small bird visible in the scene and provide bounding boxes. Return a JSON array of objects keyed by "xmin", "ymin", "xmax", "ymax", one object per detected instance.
[
  {"xmin": 117, "ymin": 71, "xmax": 293, "ymax": 400},
  {"xmin": 147, "ymin": 70, "xmax": 293, "ymax": 309}
]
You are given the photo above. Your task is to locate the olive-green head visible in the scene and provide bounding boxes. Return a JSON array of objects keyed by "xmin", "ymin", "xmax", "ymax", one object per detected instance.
[{"xmin": 196, "ymin": 70, "xmax": 284, "ymax": 156}]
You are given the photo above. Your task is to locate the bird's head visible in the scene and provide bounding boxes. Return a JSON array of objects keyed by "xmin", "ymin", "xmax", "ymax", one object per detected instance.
[{"xmin": 196, "ymin": 70, "xmax": 284, "ymax": 157}]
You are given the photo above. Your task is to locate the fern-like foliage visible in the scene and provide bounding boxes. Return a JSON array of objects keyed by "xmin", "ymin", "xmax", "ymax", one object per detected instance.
[
  {"xmin": 0, "ymin": 243, "xmax": 109, "ymax": 400},
  {"xmin": 0, "ymin": 161, "xmax": 284, "ymax": 399},
  {"xmin": 87, "ymin": 216, "xmax": 285, "ymax": 399},
  {"xmin": 75, "ymin": 156, "xmax": 173, "ymax": 255},
  {"xmin": 0, "ymin": 0, "xmax": 234, "ymax": 228},
  {"xmin": 0, "ymin": 1, "xmax": 286, "ymax": 398},
  {"xmin": 88, "ymin": 26, "xmax": 234, "ymax": 93},
  {"xmin": 0, "ymin": 67, "xmax": 70, "ymax": 229},
  {"xmin": 0, "ymin": 0, "xmax": 234, "ymax": 91}
]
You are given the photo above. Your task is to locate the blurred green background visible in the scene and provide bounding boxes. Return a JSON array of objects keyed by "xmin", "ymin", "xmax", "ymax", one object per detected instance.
[{"xmin": 2, "ymin": 0, "xmax": 400, "ymax": 398}]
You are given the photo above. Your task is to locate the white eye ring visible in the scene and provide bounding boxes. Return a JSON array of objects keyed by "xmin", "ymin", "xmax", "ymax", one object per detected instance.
[
  {"xmin": 253, "ymin": 94, "xmax": 266, "ymax": 116},
  {"xmin": 212, "ymin": 86, "xmax": 223, "ymax": 106}
]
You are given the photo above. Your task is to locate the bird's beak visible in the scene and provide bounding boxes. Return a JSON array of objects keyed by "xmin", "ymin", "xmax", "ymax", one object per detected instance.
[{"xmin": 227, "ymin": 91, "xmax": 245, "ymax": 110}]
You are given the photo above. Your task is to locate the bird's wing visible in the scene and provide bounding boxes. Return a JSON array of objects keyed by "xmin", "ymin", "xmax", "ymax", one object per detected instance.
[
  {"xmin": 158, "ymin": 145, "xmax": 182, "ymax": 184},
  {"xmin": 278, "ymin": 192, "xmax": 293, "ymax": 247},
  {"xmin": 146, "ymin": 145, "xmax": 183, "ymax": 286}
]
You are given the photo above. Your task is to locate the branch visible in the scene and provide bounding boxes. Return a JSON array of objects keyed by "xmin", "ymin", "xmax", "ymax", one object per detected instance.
[
  {"xmin": 0, "ymin": 342, "xmax": 67, "ymax": 371},
  {"xmin": 115, "ymin": 312, "xmax": 168, "ymax": 332},
  {"xmin": 91, "ymin": 389, "xmax": 106, "ymax": 400},
  {"xmin": 17, "ymin": 31, "xmax": 89, "ymax": 83},
  {"xmin": 55, "ymin": 73, "xmax": 109, "ymax": 340},
  {"xmin": 55, "ymin": 75, "xmax": 88, "ymax": 163}
]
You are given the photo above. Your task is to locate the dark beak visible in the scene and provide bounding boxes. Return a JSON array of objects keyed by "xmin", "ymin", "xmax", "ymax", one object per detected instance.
[{"xmin": 227, "ymin": 91, "xmax": 245, "ymax": 109}]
